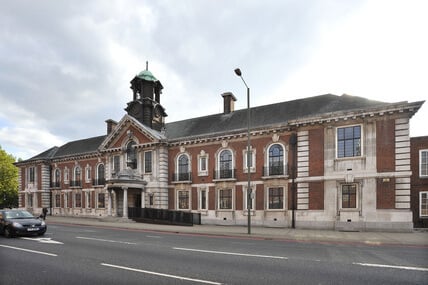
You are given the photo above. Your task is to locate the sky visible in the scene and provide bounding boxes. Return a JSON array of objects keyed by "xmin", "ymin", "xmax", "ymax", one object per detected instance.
[{"xmin": 1, "ymin": 0, "xmax": 427, "ymax": 160}]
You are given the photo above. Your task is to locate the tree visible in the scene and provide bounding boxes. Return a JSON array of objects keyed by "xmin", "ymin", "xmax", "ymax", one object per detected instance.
[{"xmin": 0, "ymin": 145, "xmax": 19, "ymax": 208}]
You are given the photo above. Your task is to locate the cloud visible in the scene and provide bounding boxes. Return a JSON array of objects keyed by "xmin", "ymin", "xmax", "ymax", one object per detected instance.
[{"xmin": 0, "ymin": 0, "xmax": 426, "ymax": 160}]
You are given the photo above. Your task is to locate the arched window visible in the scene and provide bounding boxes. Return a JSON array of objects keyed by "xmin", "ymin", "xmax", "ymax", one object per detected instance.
[
  {"xmin": 126, "ymin": 141, "xmax": 137, "ymax": 169},
  {"xmin": 55, "ymin": 169, "xmax": 60, "ymax": 182},
  {"xmin": 73, "ymin": 166, "xmax": 81, "ymax": 187},
  {"xmin": 268, "ymin": 144, "xmax": 284, "ymax": 175},
  {"xmin": 53, "ymin": 168, "xmax": 61, "ymax": 188},
  {"xmin": 96, "ymin": 164, "xmax": 105, "ymax": 185},
  {"xmin": 178, "ymin": 154, "xmax": 190, "ymax": 181},
  {"xmin": 219, "ymin": 149, "xmax": 233, "ymax": 179}
]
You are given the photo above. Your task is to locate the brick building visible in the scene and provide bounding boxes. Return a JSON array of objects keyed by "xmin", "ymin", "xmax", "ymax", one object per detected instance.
[
  {"xmin": 15, "ymin": 68, "xmax": 425, "ymax": 231},
  {"xmin": 410, "ymin": 136, "xmax": 428, "ymax": 228}
]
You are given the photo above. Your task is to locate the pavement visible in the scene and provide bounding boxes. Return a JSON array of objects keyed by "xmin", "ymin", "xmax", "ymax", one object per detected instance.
[{"xmin": 45, "ymin": 215, "xmax": 428, "ymax": 247}]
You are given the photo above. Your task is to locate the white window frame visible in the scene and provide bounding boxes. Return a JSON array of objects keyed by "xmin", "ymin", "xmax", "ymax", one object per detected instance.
[
  {"xmin": 419, "ymin": 149, "xmax": 428, "ymax": 177},
  {"xmin": 74, "ymin": 166, "xmax": 81, "ymax": 182},
  {"xmin": 265, "ymin": 143, "xmax": 286, "ymax": 176},
  {"xmin": 243, "ymin": 147, "xmax": 256, "ymax": 173},
  {"xmin": 176, "ymin": 153, "xmax": 191, "ymax": 181},
  {"xmin": 144, "ymin": 151, "xmax": 153, "ymax": 174},
  {"xmin": 97, "ymin": 192, "xmax": 106, "ymax": 209},
  {"xmin": 420, "ymin": 191, "xmax": 428, "ymax": 217},
  {"xmin": 336, "ymin": 124, "xmax": 363, "ymax": 159},
  {"xmin": 217, "ymin": 188, "xmax": 234, "ymax": 210},
  {"xmin": 339, "ymin": 183, "xmax": 359, "ymax": 210},
  {"xmin": 177, "ymin": 190, "xmax": 190, "ymax": 210},
  {"xmin": 85, "ymin": 165, "xmax": 91, "ymax": 182},
  {"xmin": 198, "ymin": 187, "xmax": 208, "ymax": 210},
  {"xmin": 55, "ymin": 194, "xmax": 61, "ymax": 208},
  {"xmin": 75, "ymin": 192, "xmax": 82, "ymax": 208},
  {"xmin": 243, "ymin": 185, "xmax": 255, "ymax": 211},
  {"xmin": 64, "ymin": 192, "xmax": 69, "ymax": 208},
  {"xmin": 217, "ymin": 148, "xmax": 235, "ymax": 179},
  {"xmin": 198, "ymin": 153, "xmax": 209, "ymax": 176},
  {"xmin": 64, "ymin": 167, "xmax": 69, "ymax": 184},
  {"xmin": 85, "ymin": 191, "xmax": 91, "ymax": 209},
  {"xmin": 54, "ymin": 168, "xmax": 61, "ymax": 183},
  {"xmin": 266, "ymin": 187, "xmax": 285, "ymax": 210},
  {"xmin": 27, "ymin": 166, "xmax": 35, "ymax": 183}
]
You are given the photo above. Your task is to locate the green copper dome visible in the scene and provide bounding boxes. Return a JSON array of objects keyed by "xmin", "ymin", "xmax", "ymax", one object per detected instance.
[{"xmin": 136, "ymin": 69, "xmax": 158, "ymax": 82}]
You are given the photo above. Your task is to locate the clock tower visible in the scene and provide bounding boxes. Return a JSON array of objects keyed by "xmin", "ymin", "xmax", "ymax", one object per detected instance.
[{"xmin": 125, "ymin": 63, "xmax": 167, "ymax": 131}]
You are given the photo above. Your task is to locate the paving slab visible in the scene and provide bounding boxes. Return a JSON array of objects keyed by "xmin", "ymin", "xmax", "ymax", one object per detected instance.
[{"xmin": 45, "ymin": 216, "xmax": 428, "ymax": 247}]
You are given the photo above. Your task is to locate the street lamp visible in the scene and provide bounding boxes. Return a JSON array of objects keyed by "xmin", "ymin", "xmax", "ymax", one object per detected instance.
[{"xmin": 234, "ymin": 68, "xmax": 252, "ymax": 235}]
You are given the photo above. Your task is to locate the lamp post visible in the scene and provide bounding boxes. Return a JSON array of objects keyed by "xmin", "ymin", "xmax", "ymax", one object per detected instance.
[{"xmin": 234, "ymin": 68, "xmax": 252, "ymax": 235}]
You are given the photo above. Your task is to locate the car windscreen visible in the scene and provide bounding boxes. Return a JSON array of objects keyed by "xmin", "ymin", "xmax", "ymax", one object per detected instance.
[{"xmin": 5, "ymin": 210, "xmax": 35, "ymax": 219}]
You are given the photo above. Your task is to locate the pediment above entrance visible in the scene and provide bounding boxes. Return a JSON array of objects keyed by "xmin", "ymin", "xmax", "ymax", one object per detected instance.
[{"xmin": 99, "ymin": 114, "xmax": 166, "ymax": 152}]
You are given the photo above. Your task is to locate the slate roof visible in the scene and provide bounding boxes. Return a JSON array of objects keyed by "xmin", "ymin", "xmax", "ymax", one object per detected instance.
[
  {"xmin": 20, "ymin": 135, "xmax": 106, "ymax": 163},
  {"xmin": 53, "ymin": 135, "xmax": 107, "ymax": 158},
  {"xmin": 165, "ymin": 93, "xmax": 388, "ymax": 140},
  {"xmin": 20, "ymin": 93, "xmax": 409, "ymax": 163}
]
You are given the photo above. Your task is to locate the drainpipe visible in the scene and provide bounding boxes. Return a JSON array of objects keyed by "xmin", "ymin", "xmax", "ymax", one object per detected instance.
[{"xmin": 289, "ymin": 133, "xmax": 297, "ymax": 229}]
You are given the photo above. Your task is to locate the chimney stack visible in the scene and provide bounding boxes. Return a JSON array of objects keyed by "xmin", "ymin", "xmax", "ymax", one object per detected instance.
[
  {"xmin": 222, "ymin": 92, "xmax": 237, "ymax": 114},
  {"xmin": 105, "ymin": 119, "xmax": 118, "ymax": 135}
]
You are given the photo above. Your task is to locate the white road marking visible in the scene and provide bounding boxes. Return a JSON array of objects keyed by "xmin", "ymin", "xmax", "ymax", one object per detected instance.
[
  {"xmin": 76, "ymin": 236, "xmax": 137, "ymax": 245},
  {"xmin": 174, "ymin": 247, "xmax": 288, "ymax": 260},
  {"xmin": 353, "ymin": 262, "xmax": 428, "ymax": 272},
  {"xmin": 21, "ymin": 237, "xmax": 64, "ymax": 244},
  {"xmin": 0, "ymin": 244, "xmax": 57, "ymax": 257},
  {"xmin": 101, "ymin": 263, "xmax": 222, "ymax": 285},
  {"xmin": 146, "ymin": 235, "xmax": 163, "ymax": 239}
]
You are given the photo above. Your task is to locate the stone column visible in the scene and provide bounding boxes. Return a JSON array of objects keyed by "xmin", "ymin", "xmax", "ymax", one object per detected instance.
[
  {"xmin": 123, "ymin": 187, "xmax": 128, "ymax": 218},
  {"xmin": 141, "ymin": 189, "xmax": 145, "ymax": 208},
  {"xmin": 107, "ymin": 190, "xmax": 112, "ymax": 216},
  {"xmin": 112, "ymin": 190, "xmax": 117, "ymax": 217}
]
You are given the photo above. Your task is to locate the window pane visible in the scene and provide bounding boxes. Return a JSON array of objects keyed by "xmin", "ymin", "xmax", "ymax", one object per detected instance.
[
  {"xmin": 268, "ymin": 187, "xmax": 283, "ymax": 209},
  {"xmin": 98, "ymin": 193, "xmax": 105, "ymax": 208},
  {"xmin": 342, "ymin": 184, "xmax": 357, "ymax": 208},
  {"xmin": 421, "ymin": 151, "xmax": 428, "ymax": 176},
  {"xmin": 144, "ymin": 151, "xmax": 152, "ymax": 173},
  {"xmin": 200, "ymin": 157, "xmax": 206, "ymax": 171},
  {"xmin": 344, "ymin": 127, "xmax": 354, "ymax": 139},
  {"xmin": 219, "ymin": 189, "xmax": 232, "ymax": 209},
  {"xmin": 200, "ymin": 190, "xmax": 206, "ymax": 210},
  {"xmin": 337, "ymin": 126, "xmax": 362, "ymax": 158},
  {"xmin": 421, "ymin": 192, "xmax": 428, "ymax": 216},
  {"xmin": 178, "ymin": 191, "xmax": 189, "ymax": 209}
]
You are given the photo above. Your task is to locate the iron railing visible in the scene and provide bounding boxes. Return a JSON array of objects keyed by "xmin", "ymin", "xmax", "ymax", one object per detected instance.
[
  {"xmin": 93, "ymin": 178, "xmax": 106, "ymax": 186},
  {"xmin": 263, "ymin": 164, "xmax": 288, "ymax": 176},
  {"xmin": 214, "ymin": 169, "xmax": 236, "ymax": 179},
  {"xmin": 128, "ymin": 207, "xmax": 201, "ymax": 226},
  {"xmin": 172, "ymin": 172, "xmax": 192, "ymax": 182},
  {"xmin": 70, "ymin": 180, "xmax": 82, "ymax": 187}
]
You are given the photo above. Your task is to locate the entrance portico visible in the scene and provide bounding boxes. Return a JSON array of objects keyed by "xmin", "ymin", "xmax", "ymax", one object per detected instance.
[{"xmin": 106, "ymin": 168, "xmax": 147, "ymax": 219}]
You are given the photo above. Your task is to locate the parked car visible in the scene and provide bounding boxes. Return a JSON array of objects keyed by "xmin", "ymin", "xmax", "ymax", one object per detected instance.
[{"xmin": 0, "ymin": 209, "xmax": 47, "ymax": 238}]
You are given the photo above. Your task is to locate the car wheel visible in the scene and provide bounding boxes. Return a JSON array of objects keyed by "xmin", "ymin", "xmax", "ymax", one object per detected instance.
[{"xmin": 4, "ymin": 227, "xmax": 15, "ymax": 238}]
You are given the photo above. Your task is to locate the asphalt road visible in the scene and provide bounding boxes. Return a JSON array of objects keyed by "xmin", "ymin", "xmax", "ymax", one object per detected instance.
[{"xmin": 1, "ymin": 223, "xmax": 427, "ymax": 284}]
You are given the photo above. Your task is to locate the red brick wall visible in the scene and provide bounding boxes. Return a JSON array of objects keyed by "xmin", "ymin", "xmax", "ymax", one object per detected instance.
[
  {"xmin": 236, "ymin": 185, "xmax": 243, "ymax": 210},
  {"xmin": 376, "ymin": 178, "xmax": 395, "ymax": 209},
  {"xmin": 192, "ymin": 187, "xmax": 198, "ymax": 210},
  {"xmin": 168, "ymin": 188, "xmax": 175, "ymax": 209},
  {"xmin": 309, "ymin": 128, "xmax": 324, "ymax": 176},
  {"xmin": 308, "ymin": 181, "xmax": 324, "ymax": 210},
  {"xmin": 411, "ymin": 136, "xmax": 428, "ymax": 227},
  {"xmin": 256, "ymin": 184, "xmax": 264, "ymax": 210},
  {"xmin": 377, "ymin": 119, "xmax": 395, "ymax": 172}
]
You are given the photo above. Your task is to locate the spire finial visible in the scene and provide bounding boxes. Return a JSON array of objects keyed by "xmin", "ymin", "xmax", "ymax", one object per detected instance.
[{"xmin": 146, "ymin": 61, "xmax": 148, "ymax": 71}]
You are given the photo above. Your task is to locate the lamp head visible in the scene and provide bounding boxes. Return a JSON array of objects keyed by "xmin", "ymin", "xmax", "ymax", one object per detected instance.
[{"xmin": 234, "ymin": 68, "xmax": 242, "ymax": 76}]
